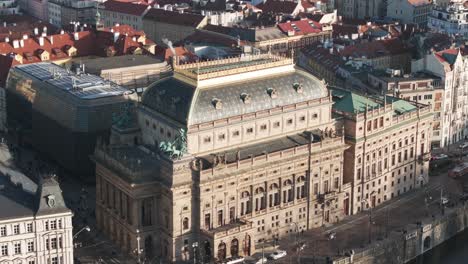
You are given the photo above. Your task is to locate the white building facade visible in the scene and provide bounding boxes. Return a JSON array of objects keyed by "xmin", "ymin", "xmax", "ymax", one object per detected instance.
[
  {"xmin": 428, "ymin": 1, "xmax": 468, "ymax": 37},
  {"xmin": 0, "ymin": 176, "xmax": 74, "ymax": 264},
  {"xmin": 0, "ymin": 0, "xmax": 20, "ymax": 15},
  {"xmin": 387, "ymin": 0, "xmax": 433, "ymax": 26},
  {"xmin": 412, "ymin": 49, "xmax": 468, "ymax": 147}
]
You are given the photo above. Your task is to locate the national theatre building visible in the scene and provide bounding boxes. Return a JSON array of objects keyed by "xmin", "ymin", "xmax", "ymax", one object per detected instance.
[{"xmin": 94, "ymin": 54, "xmax": 356, "ymax": 263}]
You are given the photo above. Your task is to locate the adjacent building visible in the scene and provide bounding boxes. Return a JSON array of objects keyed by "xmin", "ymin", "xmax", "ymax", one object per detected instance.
[
  {"xmin": 0, "ymin": 0, "xmax": 21, "ymax": 15},
  {"xmin": 77, "ymin": 54, "xmax": 171, "ymax": 91},
  {"xmin": 412, "ymin": 48, "xmax": 468, "ymax": 147},
  {"xmin": 5, "ymin": 62, "xmax": 129, "ymax": 180},
  {"xmin": 336, "ymin": 0, "xmax": 386, "ymax": 19},
  {"xmin": 367, "ymin": 70, "xmax": 445, "ymax": 148},
  {"xmin": 100, "ymin": 0, "xmax": 152, "ymax": 31},
  {"xmin": 48, "ymin": 0, "xmax": 97, "ymax": 27},
  {"xmin": 0, "ymin": 174, "xmax": 73, "ymax": 264},
  {"xmin": 428, "ymin": 1, "xmax": 468, "ymax": 38},
  {"xmin": 332, "ymin": 89, "xmax": 432, "ymax": 214},
  {"xmin": 143, "ymin": 9, "xmax": 208, "ymax": 46},
  {"xmin": 387, "ymin": 0, "xmax": 432, "ymax": 26},
  {"xmin": 94, "ymin": 54, "xmax": 352, "ymax": 263}
]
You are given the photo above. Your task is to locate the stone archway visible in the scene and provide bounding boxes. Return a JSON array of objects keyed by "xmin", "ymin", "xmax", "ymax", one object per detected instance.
[
  {"xmin": 218, "ymin": 242, "xmax": 226, "ymax": 260},
  {"xmin": 230, "ymin": 238, "xmax": 239, "ymax": 257},
  {"xmin": 423, "ymin": 236, "xmax": 431, "ymax": 250}
]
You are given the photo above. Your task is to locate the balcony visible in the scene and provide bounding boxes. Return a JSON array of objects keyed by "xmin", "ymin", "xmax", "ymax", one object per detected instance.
[
  {"xmin": 419, "ymin": 152, "xmax": 431, "ymax": 163},
  {"xmin": 201, "ymin": 219, "xmax": 253, "ymax": 240}
]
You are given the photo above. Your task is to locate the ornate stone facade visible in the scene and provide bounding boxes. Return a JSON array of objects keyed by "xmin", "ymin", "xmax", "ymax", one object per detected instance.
[{"xmin": 94, "ymin": 54, "xmax": 352, "ymax": 263}]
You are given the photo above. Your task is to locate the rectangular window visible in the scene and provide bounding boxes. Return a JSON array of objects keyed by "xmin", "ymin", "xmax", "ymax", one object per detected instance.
[
  {"xmin": 246, "ymin": 128, "xmax": 254, "ymax": 134},
  {"xmin": 287, "ymin": 119, "xmax": 293, "ymax": 125},
  {"xmin": 50, "ymin": 220, "xmax": 57, "ymax": 230},
  {"xmin": 28, "ymin": 241, "xmax": 34, "ymax": 252},
  {"xmin": 51, "ymin": 238, "xmax": 57, "ymax": 249},
  {"xmin": 232, "ymin": 130, "xmax": 240, "ymax": 137},
  {"xmin": 0, "ymin": 226, "xmax": 5, "ymax": 236},
  {"xmin": 13, "ymin": 224, "xmax": 19, "ymax": 235},
  {"xmin": 27, "ymin": 223, "xmax": 33, "ymax": 233},
  {"xmin": 217, "ymin": 210, "xmax": 223, "ymax": 226},
  {"xmin": 260, "ymin": 124, "xmax": 267, "ymax": 130},
  {"xmin": 14, "ymin": 242, "xmax": 20, "ymax": 254},
  {"xmin": 203, "ymin": 137, "xmax": 211, "ymax": 143},
  {"xmin": 1, "ymin": 245, "xmax": 7, "ymax": 256},
  {"xmin": 218, "ymin": 134, "xmax": 225, "ymax": 141}
]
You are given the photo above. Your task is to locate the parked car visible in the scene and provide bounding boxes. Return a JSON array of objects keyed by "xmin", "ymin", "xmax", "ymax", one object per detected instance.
[
  {"xmin": 460, "ymin": 142, "xmax": 468, "ymax": 149},
  {"xmin": 254, "ymin": 257, "xmax": 268, "ymax": 264},
  {"xmin": 268, "ymin": 250, "xmax": 287, "ymax": 260},
  {"xmin": 441, "ymin": 197, "xmax": 449, "ymax": 205},
  {"xmin": 432, "ymin": 154, "xmax": 448, "ymax": 160},
  {"xmin": 225, "ymin": 256, "xmax": 245, "ymax": 264}
]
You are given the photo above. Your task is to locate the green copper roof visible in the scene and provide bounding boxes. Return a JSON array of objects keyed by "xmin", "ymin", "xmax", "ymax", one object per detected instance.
[
  {"xmin": 332, "ymin": 89, "xmax": 381, "ymax": 114},
  {"xmin": 331, "ymin": 89, "xmax": 417, "ymax": 116}
]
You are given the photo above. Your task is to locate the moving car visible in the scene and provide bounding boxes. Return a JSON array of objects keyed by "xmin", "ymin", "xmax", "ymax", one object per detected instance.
[
  {"xmin": 225, "ymin": 256, "xmax": 245, "ymax": 264},
  {"xmin": 431, "ymin": 154, "xmax": 448, "ymax": 160},
  {"xmin": 254, "ymin": 257, "xmax": 268, "ymax": 264},
  {"xmin": 460, "ymin": 142, "xmax": 468, "ymax": 149},
  {"xmin": 268, "ymin": 250, "xmax": 287, "ymax": 260}
]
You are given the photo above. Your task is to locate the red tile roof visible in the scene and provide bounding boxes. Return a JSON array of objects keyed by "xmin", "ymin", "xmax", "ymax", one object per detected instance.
[
  {"xmin": 0, "ymin": 25, "xmax": 155, "ymax": 85},
  {"xmin": 256, "ymin": 0, "xmax": 300, "ymax": 14},
  {"xmin": 277, "ymin": 19, "xmax": 322, "ymax": 35},
  {"xmin": 103, "ymin": 0, "xmax": 151, "ymax": 16}
]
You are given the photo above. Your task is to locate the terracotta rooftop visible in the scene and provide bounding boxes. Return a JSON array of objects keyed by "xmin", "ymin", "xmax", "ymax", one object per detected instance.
[
  {"xmin": 407, "ymin": 0, "xmax": 431, "ymax": 6},
  {"xmin": 0, "ymin": 15, "xmax": 59, "ymax": 42},
  {"xmin": 278, "ymin": 18, "xmax": 322, "ymax": 35},
  {"xmin": 256, "ymin": 0, "xmax": 300, "ymax": 14},
  {"xmin": 301, "ymin": 44, "xmax": 343, "ymax": 72},
  {"xmin": 144, "ymin": 9, "xmax": 206, "ymax": 27},
  {"xmin": 0, "ymin": 25, "xmax": 155, "ymax": 86}
]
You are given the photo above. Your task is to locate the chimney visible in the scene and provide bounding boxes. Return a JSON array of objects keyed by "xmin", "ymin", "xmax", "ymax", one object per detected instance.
[
  {"xmin": 43, "ymin": 26, "xmax": 47, "ymax": 33},
  {"xmin": 22, "ymin": 34, "xmax": 28, "ymax": 40},
  {"xmin": 80, "ymin": 26, "xmax": 84, "ymax": 32},
  {"xmin": 2, "ymin": 22, "xmax": 6, "ymax": 27},
  {"xmin": 41, "ymin": 32, "xmax": 47, "ymax": 37},
  {"xmin": 110, "ymin": 28, "xmax": 114, "ymax": 33},
  {"xmin": 74, "ymin": 32, "xmax": 79, "ymax": 41},
  {"xmin": 113, "ymin": 32, "xmax": 120, "ymax": 42},
  {"xmin": 20, "ymin": 39, "xmax": 24, "ymax": 47},
  {"xmin": 12, "ymin": 40, "xmax": 19, "ymax": 48},
  {"xmin": 50, "ymin": 36, "xmax": 54, "ymax": 44},
  {"xmin": 4, "ymin": 37, "xmax": 9, "ymax": 43},
  {"xmin": 115, "ymin": 23, "xmax": 120, "ymax": 27},
  {"xmin": 39, "ymin": 36, "xmax": 44, "ymax": 46},
  {"xmin": 60, "ymin": 30, "xmax": 64, "ymax": 34},
  {"xmin": 34, "ymin": 27, "xmax": 39, "ymax": 35}
]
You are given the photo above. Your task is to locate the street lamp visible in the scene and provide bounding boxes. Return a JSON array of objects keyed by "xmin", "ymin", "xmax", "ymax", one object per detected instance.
[
  {"xmin": 73, "ymin": 225, "xmax": 91, "ymax": 239},
  {"xmin": 192, "ymin": 242, "xmax": 199, "ymax": 264},
  {"xmin": 135, "ymin": 229, "xmax": 143, "ymax": 264},
  {"xmin": 361, "ymin": 191, "xmax": 375, "ymax": 244}
]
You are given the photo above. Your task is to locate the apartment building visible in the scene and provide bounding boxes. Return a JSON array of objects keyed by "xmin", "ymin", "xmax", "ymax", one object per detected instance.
[
  {"xmin": 332, "ymin": 89, "xmax": 432, "ymax": 214},
  {"xmin": 367, "ymin": 70, "xmax": 445, "ymax": 148},
  {"xmin": 0, "ymin": 175, "xmax": 73, "ymax": 264}
]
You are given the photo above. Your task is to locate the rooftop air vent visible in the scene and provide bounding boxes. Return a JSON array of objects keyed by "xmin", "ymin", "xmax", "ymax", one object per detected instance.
[
  {"xmin": 240, "ymin": 93, "xmax": 251, "ymax": 104},
  {"xmin": 212, "ymin": 98, "xmax": 223, "ymax": 109},
  {"xmin": 293, "ymin": 82, "xmax": 303, "ymax": 93},
  {"xmin": 267, "ymin": 88, "xmax": 278, "ymax": 99}
]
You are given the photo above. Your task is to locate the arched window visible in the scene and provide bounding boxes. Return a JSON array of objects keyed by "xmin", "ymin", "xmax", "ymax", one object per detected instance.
[
  {"xmin": 269, "ymin": 183, "xmax": 280, "ymax": 207},
  {"xmin": 254, "ymin": 187, "xmax": 265, "ymax": 211},
  {"xmin": 145, "ymin": 236, "xmax": 153, "ymax": 258},
  {"xmin": 183, "ymin": 217, "xmax": 189, "ymax": 230},
  {"xmin": 218, "ymin": 242, "xmax": 226, "ymax": 260},
  {"xmin": 230, "ymin": 238, "xmax": 239, "ymax": 257},
  {"xmin": 240, "ymin": 191, "xmax": 251, "ymax": 215},
  {"xmin": 282, "ymin": 179, "xmax": 294, "ymax": 203}
]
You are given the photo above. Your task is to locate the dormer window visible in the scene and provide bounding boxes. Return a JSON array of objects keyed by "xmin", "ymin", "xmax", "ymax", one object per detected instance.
[
  {"xmin": 293, "ymin": 82, "xmax": 303, "ymax": 93},
  {"xmin": 212, "ymin": 98, "xmax": 223, "ymax": 109},
  {"xmin": 267, "ymin": 88, "xmax": 278, "ymax": 99},
  {"xmin": 240, "ymin": 93, "xmax": 251, "ymax": 104}
]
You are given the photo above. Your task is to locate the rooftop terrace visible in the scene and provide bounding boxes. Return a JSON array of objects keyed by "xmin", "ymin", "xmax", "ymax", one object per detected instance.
[{"xmin": 15, "ymin": 62, "xmax": 128, "ymax": 100}]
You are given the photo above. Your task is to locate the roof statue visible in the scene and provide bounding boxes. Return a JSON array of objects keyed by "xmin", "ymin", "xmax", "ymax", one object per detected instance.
[
  {"xmin": 112, "ymin": 101, "xmax": 134, "ymax": 129},
  {"xmin": 159, "ymin": 128, "xmax": 187, "ymax": 160}
]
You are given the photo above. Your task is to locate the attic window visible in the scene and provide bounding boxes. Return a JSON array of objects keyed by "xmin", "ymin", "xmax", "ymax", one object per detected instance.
[
  {"xmin": 212, "ymin": 98, "xmax": 223, "ymax": 109},
  {"xmin": 240, "ymin": 93, "xmax": 251, "ymax": 104},
  {"xmin": 267, "ymin": 88, "xmax": 278, "ymax": 99},
  {"xmin": 293, "ymin": 83, "xmax": 303, "ymax": 93}
]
